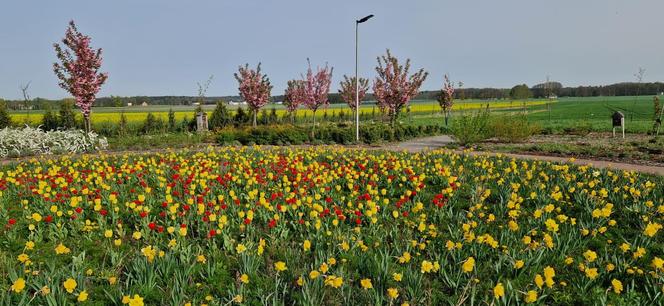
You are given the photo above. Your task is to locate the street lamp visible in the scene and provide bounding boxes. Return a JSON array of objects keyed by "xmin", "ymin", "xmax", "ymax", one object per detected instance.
[{"xmin": 355, "ymin": 14, "xmax": 374, "ymax": 142}]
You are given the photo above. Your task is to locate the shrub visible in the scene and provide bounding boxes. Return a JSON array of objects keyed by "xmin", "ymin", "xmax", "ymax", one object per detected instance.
[
  {"xmin": 450, "ymin": 106, "xmax": 492, "ymax": 145},
  {"xmin": 59, "ymin": 100, "xmax": 78, "ymax": 129},
  {"xmin": 490, "ymin": 114, "xmax": 541, "ymax": 143},
  {"xmin": 41, "ymin": 108, "xmax": 60, "ymax": 131},
  {"xmin": 0, "ymin": 101, "xmax": 11, "ymax": 128},
  {"xmin": 209, "ymin": 102, "xmax": 232, "ymax": 130},
  {"xmin": 0, "ymin": 126, "xmax": 108, "ymax": 158},
  {"xmin": 142, "ymin": 112, "xmax": 164, "ymax": 134},
  {"xmin": 215, "ymin": 123, "xmax": 447, "ymax": 146}
]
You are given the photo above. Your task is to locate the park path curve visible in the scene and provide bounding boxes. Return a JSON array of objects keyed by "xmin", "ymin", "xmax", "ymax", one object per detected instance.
[{"xmin": 384, "ymin": 135, "xmax": 664, "ymax": 176}]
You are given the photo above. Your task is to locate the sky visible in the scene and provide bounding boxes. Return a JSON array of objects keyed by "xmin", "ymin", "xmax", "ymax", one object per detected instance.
[{"xmin": 1, "ymin": 0, "xmax": 663, "ymax": 100}]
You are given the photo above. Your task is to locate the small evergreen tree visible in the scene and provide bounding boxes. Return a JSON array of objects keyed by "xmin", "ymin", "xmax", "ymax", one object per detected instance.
[
  {"xmin": 0, "ymin": 101, "xmax": 11, "ymax": 128},
  {"xmin": 209, "ymin": 102, "xmax": 232, "ymax": 130},
  {"xmin": 269, "ymin": 108, "xmax": 278, "ymax": 124},
  {"xmin": 142, "ymin": 113, "xmax": 157, "ymax": 134},
  {"xmin": 168, "ymin": 108, "xmax": 176, "ymax": 132},
  {"xmin": 259, "ymin": 109, "xmax": 269, "ymax": 125},
  {"xmin": 233, "ymin": 107, "xmax": 250, "ymax": 127},
  {"xmin": 118, "ymin": 111, "xmax": 128, "ymax": 136},
  {"xmin": 59, "ymin": 100, "xmax": 77, "ymax": 129},
  {"xmin": 42, "ymin": 107, "xmax": 60, "ymax": 131}
]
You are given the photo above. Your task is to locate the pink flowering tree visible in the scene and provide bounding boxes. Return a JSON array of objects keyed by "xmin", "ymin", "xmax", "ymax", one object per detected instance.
[
  {"xmin": 437, "ymin": 74, "xmax": 455, "ymax": 126},
  {"xmin": 53, "ymin": 20, "xmax": 108, "ymax": 132},
  {"xmin": 301, "ymin": 60, "xmax": 333, "ymax": 135},
  {"xmin": 372, "ymin": 50, "xmax": 428, "ymax": 126},
  {"xmin": 339, "ymin": 75, "xmax": 369, "ymax": 112},
  {"xmin": 283, "ymin": 79, "xmax": 304, "ymax": 124},
  {"xmin": 234, "ymin": 63, "xmax": 272, "ymax": 127}
]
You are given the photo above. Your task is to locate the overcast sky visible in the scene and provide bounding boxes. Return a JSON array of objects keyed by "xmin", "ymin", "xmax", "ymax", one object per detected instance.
[{"xmin": 1, "ymin": 0, "xmax": 663, "ymax": 100}]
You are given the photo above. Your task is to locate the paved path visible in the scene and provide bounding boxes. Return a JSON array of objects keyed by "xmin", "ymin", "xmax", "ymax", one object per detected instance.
[{"xmin": 385, "ymin": 135, "xmax": 664, "ymax": 176}]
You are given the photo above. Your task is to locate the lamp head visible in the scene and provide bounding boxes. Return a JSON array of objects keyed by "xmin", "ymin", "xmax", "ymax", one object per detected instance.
[{"xmin": 357, "ymin": 14, "xmax": 374, "ymax": 23}]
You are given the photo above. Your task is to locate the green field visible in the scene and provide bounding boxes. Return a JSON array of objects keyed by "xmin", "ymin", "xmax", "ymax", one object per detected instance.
[{"xmin": 409, "ymin": 96, "xmax": 659, "ymax": 133}]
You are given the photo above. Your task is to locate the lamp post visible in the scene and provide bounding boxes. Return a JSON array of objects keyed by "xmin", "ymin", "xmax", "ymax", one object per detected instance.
[{"xmin": 355, "ymin": 14, "xmax": 373, "ymax": 142}]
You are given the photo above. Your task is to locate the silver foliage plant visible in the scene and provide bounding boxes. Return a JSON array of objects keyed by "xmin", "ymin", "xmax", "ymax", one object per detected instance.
[{"xmin": 0, "ymin": 126, "xmax": 108, "ymax": 158}]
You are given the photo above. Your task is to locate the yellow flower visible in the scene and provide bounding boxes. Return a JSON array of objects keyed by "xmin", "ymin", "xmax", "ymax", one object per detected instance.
[
  {"xmin": 132, "ymin": 231, "xmax": 142, "ymax": 240},
  {"xmin": 524, "ymin": 290, "xmax": 538, "ymax": 303},
  {"xmin": 40, "ymin": 285, "xmax": 50, "ymax": 295},
  {"xmin": 585, "ymin": 268, "xmax": 599, "ymax": 280},
  {"xmin": 393, "ymin": 273, "xmax": 403, "ymax": 282},
  {"xmin": 324, "ymin": 275, "xmax": 343, "ymax": 288},
  {"xmin": 493, "ymin": 282, "xmax": 505, "ymax": 299},
  {"xmin": 108, "ymin": 276, "xmax": 117, "ymax": 285},
  {"xmin": 233, "ymin": 295, "xmax": 243, "ymax": 303},
  {"xmin": 114, "ymin": 239, "xmax": 122, "ymax": 247},
  {"xmin": 274, "ymin": 261, "xmax": 287, "ymax": 272},
  {"xmin": 309, "ymin": 270, "xmax": 320, "ymax": 279},
  {"xmin": 64, "ymin": 278, "xmax": 77, "ymax": 293},
  {"xmin": 303, "ymin": 240, "xmax": 311, "ymax": 251},
  {"xmin": 11, "ymin": 278, "xmax": 26, "ymax": 293},
  {"xmin": 387, "ymin": 287, "xmax": 399, "ymax": 299},
  {"xmin": 535, "ymin": 274, "xmax": 544, "ymax": 289},
  {"xmin": 55, "ymin": 243, "xmax": 71, "ymax": 255},
  {"xmin": 320, "ymin": 262, "xmax": 329, "ymax": 273},
  {"xmin": 421, "ymin": 260, "xmax": 434, "ymax": 273},
  {"xmin": 25, "ymin": 241, "xmax": 35, "ymax": 250},
  {"xmin": 652, "ymin": 257, "xmax": 664, "ymax": 270},
  {"xmin": 196, "ymin": 255, "xmax": 206, "ymax": 263},
  {"xmin": 462, "ymin": 257, "xmax": 475, "ymax": 273},
  {"xmin": 236, "ymin": 243, "xmax": 247, "ymax": 254},
  {"xmin": 104, "ymin": 230, "xmax": 113, "ymax": 238},
  {"xmin": 583, "ymin": 250, "xmax": 597, "ymax": 262},
  {"xmin": 611, "ymin": 279, "xmax": 623, "ymax": 294},
  {"xmin": 644, "ymin": 222, "xmax": 661, "ymax": 237},
  {"xmin": 514, "ymin": 260, "xmax": 525, "ymax": 269},
  {"xmin": 77, "ymin": 290, "xmax": 88, "ymax": 302},
  {"xmin": 179, "ymin": 227, "xmax": 187, "ymax": 236},
  {"xmin": 31, "ymin": 212, "xmax": 42, "ymax": 222},
  {"xmin": 360, "ymin": 278, "xmax": 373, "ymax": 289},
  {"xmin": 240, "ymin": 274, "xmax": 249, "ymax": 284}
]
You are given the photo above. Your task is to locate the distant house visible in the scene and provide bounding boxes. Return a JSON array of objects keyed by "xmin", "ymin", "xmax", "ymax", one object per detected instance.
[
  {"xmin": 141, "ymin": 101, "xmax": 148, "ymax": 107},
  {"xmin": 127, "ymin": 102, "xmax": 133, "ymax": 106},
  {"xmin": 193, "ymin": 102, "xmax": 201, "ymax": 106}
]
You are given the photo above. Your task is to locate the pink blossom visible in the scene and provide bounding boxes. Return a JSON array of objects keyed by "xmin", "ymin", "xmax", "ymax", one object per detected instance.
[{"xmin": 53, "ymin": 20, "xmax": 108, "ymax": 132}]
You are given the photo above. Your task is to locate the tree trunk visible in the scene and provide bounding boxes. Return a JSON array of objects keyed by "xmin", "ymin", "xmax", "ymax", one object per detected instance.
[
  {"xmin": 311, "ymin": 110, "xmax": 316, "ymax": 138},
  {"xmin": 84, "ymin": 116, "xmax": 91, "ymax": 133},
  {"xmin": 444, "ymin": 111, "xmax": 449, "ymax": 126},
  {"xmin": 253, "ymin": 109, "xmax": 257, "ymax": 127}
]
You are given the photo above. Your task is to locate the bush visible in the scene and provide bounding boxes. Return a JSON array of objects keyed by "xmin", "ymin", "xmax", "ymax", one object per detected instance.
[
  {"xmin": 0, "ymin": 126, "xmax": 108, "ymax": 158},
  {"xmin": 0, "ymin": 101, "xmax": 11, "ymax": 128},
  {"xmin": 562, "ymin": 121, "xmax": 593, "ymax": 136},
  {"xmin": 490, "ymin": 114, "xmax": 541, "ymax": 143},
  {"xmin": 41, "ymin": 108, "xmax": 60, "ymax": 131},
  {"xmin": 450, "ymin": 106, "xmax": 492, "ymax": 145},
  {"xmin": 209, "ymin": 102, "xmax": 232, "ymax": 130},
  {"xmin": 215, "ymin": 123, "xmax": 448, "ymax": 146},
  {"xmin": 59, "ymin": 100, "xmax": 78, "ymax": 129}
]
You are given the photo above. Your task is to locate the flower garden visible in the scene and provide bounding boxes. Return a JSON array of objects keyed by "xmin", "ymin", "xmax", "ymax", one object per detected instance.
[{"xmin": 1, "ymin": 147, "xmax": 662, "ymax": 305}]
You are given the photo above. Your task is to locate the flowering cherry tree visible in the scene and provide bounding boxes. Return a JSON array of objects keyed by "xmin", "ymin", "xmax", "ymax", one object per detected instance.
[
  {"xmin": 301, "ymin": 60, "xmax": 333, "ymax": 134},
  {"xmin": 283, "ymin": 79, "xmax": 304, "ymax": 123},
  {"xmin": 437, "ymin": 74, "xmax": 455, "ymax": 126},
  {"xmin": 372, "ymin": 50, "xmax": 428, "ymax": 125},
  {"xmin": 53, "ymin": 20, "xmax": 108, "ymax": 132},
  {"xmin": 234, "ymin": 63, "xmax": 272, "ymax": 127},
  {"xmin": 339, "ymin": 75, "xmax": 369, "ymax": 112}
]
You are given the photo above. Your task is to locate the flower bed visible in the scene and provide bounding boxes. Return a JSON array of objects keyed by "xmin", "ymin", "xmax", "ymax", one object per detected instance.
[{"xmin": 0, "ymin": 147, "xmax": 662, "ymax": 304}]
